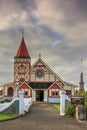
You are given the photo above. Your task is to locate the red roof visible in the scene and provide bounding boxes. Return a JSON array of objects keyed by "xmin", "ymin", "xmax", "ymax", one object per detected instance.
[{"xmin": 16, "ymin": 37, "xmax": 30, "ymax": 58}]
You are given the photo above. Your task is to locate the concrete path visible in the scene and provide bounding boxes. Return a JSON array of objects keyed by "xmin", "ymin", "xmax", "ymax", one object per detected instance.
[{"xmin": 0, "ymin": 103, "xmax": 87, "ymax": 130}]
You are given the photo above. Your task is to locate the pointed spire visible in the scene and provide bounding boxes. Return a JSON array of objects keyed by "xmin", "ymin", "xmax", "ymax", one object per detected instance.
[
  {"xmin": 81, "ymin": 58, "xmax": 83, "ymax": 72},
  {"xmin": 79, "ymin": 59, "xmax": 84, "ymax": 92},
  {"xmin": 15, "ymin": 32, "xmax": 31, "ymax": 58}
]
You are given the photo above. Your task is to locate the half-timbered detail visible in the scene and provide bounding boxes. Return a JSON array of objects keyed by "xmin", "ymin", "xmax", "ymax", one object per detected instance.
[
  {"xmin": 18, "ymin": 82, "xmax": 32, "ymax": 98},
  {"xmin": 14, "ymin": 36, "xmax": 31, "ymax": 85},
  {"xmin": 48, "ymin": 82, "xmax": 62, "ymax": 103},
  {"xmin": 0, "ymin": 36, "xmax": 77, "ymax": 102}
]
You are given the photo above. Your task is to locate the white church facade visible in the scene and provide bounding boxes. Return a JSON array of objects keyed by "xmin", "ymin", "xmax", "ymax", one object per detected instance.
[{"xmin": 0, "ymin": 36, "xmax": 77, "ymax": 103}]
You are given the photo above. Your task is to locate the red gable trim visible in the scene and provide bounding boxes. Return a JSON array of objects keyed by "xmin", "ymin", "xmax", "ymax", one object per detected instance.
[
  {"xmin": 48, "ymin": 82, "xmax": 62, "ymax": 90},
  {"xmin": 16, "ymin": 37, "xmax": 31, "ymax": 58},
  {"xmin": 19, "ymin": 84, "xmax": 29, "ymax": 90},
  {"xmin": 31, "ymin": 58, "xmax": 66, "ymax": 86},
  {"xmin": 18, "ymin": 82, "xmax": 32, "ymax": 90}
]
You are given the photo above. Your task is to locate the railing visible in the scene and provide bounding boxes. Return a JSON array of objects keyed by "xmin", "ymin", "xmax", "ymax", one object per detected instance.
[{"xmin": 0, "ymin": 97, "xmax": 32, "ymax": 114}]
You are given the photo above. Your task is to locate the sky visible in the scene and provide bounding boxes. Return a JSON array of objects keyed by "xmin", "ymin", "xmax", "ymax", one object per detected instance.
[{"xmin": 0, "ymin": 0, "xmax": 87, "ymax": 90}]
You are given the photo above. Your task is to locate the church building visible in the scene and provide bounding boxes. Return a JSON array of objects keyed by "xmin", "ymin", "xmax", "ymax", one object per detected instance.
[{"xmin": 0, "ymin": 35, "xmax": 77, "ymax": 103}]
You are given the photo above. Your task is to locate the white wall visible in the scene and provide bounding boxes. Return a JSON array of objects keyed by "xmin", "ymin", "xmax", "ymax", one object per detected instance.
[
  {"xmin": 44, "ymin": 90, "xmax": 48, "ymax": 101},
  {"xmin": 32, "ymin": 89, "xmax": 36, "ymax": 101}
]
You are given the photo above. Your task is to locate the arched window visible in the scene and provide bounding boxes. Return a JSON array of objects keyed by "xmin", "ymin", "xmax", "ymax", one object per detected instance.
[
  {"xmin": 18, "ymin": 65, "xmax": 26, "ymax": 74},
  {"xmin": 8, "ymin": 87, "xmax": 13, "ymax": 96}
]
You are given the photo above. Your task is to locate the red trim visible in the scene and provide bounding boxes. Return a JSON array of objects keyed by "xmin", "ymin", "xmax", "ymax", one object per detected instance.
[
  {"xmin": 35, "ymin": 65, "xmax": 45, "ymax": 67},
  {"xmin": 49, "ymin": 96, "xmax": 60, "ymax": 98},
  {"xmin": 30, "ymin": 81, "xmax": 54, "ymax": 83},
  {"xmin": 48, "ymin": 82, "xmax": 63, "ymax": 90},
  {"xmin": 18, "ymin": 72, "xmax": 26, "ymax": 74},
  {"xmin": 4, "ymin": 95, "xmax": 13, "ymax": 97},
  {"xmin": 24, "ymin": 96, "xmax": 32, "ymax": 98},
  {"xmin": 16, "ymin": 37, "xmax": 30, "ymax": 58},
  {"xmin": 65, "ymin": 90, "xmax": 71, "ymax": 96},
  {"xmin": 19, "ymin": 83, "xmax": 30, "ymax": 89},
  {"xmin": 14, "ymin": 60, "xmax": 30, "ymax": 84}
]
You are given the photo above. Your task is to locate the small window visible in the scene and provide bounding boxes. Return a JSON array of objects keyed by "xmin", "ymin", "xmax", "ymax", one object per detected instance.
[
  {"xmin": 20, "ymin": 78, "xmax": 25, "ymax": 83},
  {"xmin": 52, "ymin": 91, "xmax": 55, "ymax": 96},
  {"xmin": 36, "ymin": 69, "xmax": 44, "ymax": 78},
  {"xmin": 25, "ymin": 91, "xmax": 28, "ymax": 96},
  {"xmin": 51, "ymin": 91, "xmax": 58, "ymax": 96},
  {"xmin": 55, "ymin": 91, "xmax": 58, "ymax": 95},
  {"xmin": 19, "ymin": 65, "xmax": 26, "ymax": 74},
  {"xmin": 8, "ymin": 87, "xmax": 13, "ymax": 96}
]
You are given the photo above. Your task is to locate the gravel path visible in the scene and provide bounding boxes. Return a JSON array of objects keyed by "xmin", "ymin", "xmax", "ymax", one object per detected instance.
[{"xmin": 0, "ymin": 103, "xmax": 87, "ymax": 130}]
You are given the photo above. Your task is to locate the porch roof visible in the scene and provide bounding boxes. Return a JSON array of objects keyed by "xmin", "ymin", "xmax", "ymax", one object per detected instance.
[{"xmin": 29, "ymin": 82, "xmax": 53, "ymax": 89}]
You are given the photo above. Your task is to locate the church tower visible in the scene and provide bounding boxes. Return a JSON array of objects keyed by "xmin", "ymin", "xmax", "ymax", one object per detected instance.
[
  {"xmin": 79, "ymin": 59, "xmax": 84, "ymax": 92},
  {"xmin": 14, "ymin": 35, "xmax": 31, "ymax": 85},
  {"xmin": 79, "ymin": 72, "xmax": 84, "ymax": 92}
]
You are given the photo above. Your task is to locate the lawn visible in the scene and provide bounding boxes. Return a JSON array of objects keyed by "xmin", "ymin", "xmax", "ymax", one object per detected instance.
[
  {"xmin": 53, "ymin": 103, "xmax": 60, "ymax": 110},
  {"xmin": 0, "ymin": 114, "xmax": 19, "ymax": 121}
]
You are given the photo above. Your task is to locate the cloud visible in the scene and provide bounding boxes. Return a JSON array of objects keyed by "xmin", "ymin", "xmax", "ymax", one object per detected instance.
[
  {"xmin": 0, "ymin": 0, "xmax": 87, "ymax": 90},
  {"xmin": 0, "ymin": 0, "xmax": 37, "ymax": 30}
]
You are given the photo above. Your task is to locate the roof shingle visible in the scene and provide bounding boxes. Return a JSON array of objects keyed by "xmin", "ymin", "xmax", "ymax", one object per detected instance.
[{"xmin": 16, "ymin": 37, "xmax": 30, "ymax": 58}]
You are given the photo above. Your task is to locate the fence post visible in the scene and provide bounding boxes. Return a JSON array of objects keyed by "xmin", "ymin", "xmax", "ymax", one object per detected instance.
[
  {"xmin": 19, "ymin": 90, "xmax": 24, "ymax": 114},
  {"xmin": 60, "ymin": 90, "xmax": 66, "ymax": 116}
]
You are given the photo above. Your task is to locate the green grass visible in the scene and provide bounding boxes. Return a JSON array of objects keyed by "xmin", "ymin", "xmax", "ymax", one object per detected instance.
[
  {"xmin": 0, "ymin": 114, "xmax": 19, "ymax": 121},
  {"xmin": 53, "ymin": 103, "xmax": 60, "ymax": 110}
]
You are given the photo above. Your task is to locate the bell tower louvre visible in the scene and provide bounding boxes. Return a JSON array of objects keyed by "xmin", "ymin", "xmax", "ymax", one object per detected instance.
[{"xmin": 14, "ymin": 35, "xmax": 31, "ymax": 85}]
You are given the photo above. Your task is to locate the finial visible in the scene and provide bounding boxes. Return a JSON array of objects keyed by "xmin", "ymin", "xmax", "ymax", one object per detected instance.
[
  {"xmin": 39, "ymin": 53, "xmax": 41, "ymax": 59},
  {"xmin": 81, "ymin": 58, "xmax": 83, "ymax": 72},
  {"xmin": 21, "ymin": 28, "xmax": 24, "ymax": 37}
]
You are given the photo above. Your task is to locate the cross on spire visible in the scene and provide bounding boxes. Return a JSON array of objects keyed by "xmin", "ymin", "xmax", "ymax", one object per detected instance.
[{"xmin": 39, "ymin": 53, "xmax": 41, "ymax": 59}]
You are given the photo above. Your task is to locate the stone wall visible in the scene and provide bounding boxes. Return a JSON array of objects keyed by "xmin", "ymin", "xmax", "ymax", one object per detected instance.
[{"xmin": 0, "ymin": 100, "xmax": 19, "ymax": 114}]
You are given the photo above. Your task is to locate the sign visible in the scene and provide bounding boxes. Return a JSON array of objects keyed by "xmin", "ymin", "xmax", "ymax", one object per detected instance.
[{"xmin": 71, "ymin": 97, "xmax": 84, "ymax": 105}]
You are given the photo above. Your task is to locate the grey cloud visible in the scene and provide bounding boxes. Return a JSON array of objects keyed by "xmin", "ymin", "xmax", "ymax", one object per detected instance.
[
  {"xmin": 0, "ymin": 0, "xmax": 37, "ymax": 17},
  {"xmin": 53, "ymin": 41, "xmax": 87, "ymax": 63},
  {"xmin": 49, "ymin": 0, "xmax": 87, "ymax": 25},
  {"xmin": 0, "ymin": 0, "xmax": 87, "ymax": 89}
]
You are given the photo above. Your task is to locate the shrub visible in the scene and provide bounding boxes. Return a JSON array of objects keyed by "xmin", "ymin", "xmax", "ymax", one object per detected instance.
[
  {"xmin": 4, "ymin": 99, "xmax": 11, "ymax": 102},
  {"xmin": 0, "ymin": 99, "xmax": 12, "ymax": 103},
  {"xmin": 65, "ymin": 104, "xmax": 76, "ymax": 116},
  {"xmin": 77, "ymin": 91, "xmax": 87, "ymax": 114}
]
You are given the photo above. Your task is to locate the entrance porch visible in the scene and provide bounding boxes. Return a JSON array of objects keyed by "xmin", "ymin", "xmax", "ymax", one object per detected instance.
[
  {"xmin": 32, "ymin": 89, "xmax": 48, "ymax": 102},
  {"xmin": 36, "ymin": 90, "xmax": 44, "ymax": 101}
]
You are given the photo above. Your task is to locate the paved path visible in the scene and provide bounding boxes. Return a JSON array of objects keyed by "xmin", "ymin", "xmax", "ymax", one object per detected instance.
[{"xmin": 0, "ymin": 103, "xmax": 87, "ymax": 130}]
